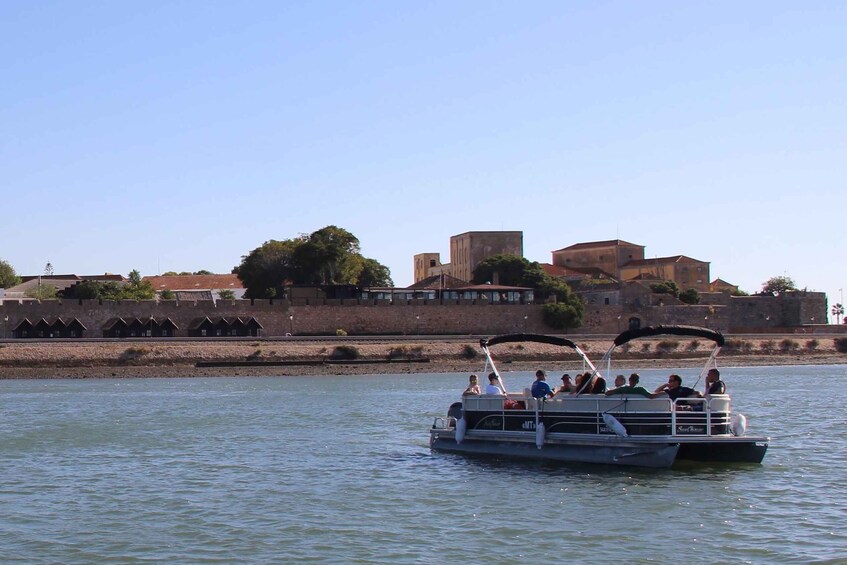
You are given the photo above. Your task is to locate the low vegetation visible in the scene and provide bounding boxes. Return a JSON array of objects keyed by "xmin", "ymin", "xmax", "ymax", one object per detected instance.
[
  {"xmin": 119, "ymin": 346, "xmax": 149, "ymax": 364},
  {"xmin": 460, "ymin": 344, "xmax": 479, "ymax": 359},
  {"xmin": 834, "ymin": 338, "xmax": 847, "ymax": 354},
  {"xmin": 329, "ymin": 345, "xmax": 360, "ymax": 360}
]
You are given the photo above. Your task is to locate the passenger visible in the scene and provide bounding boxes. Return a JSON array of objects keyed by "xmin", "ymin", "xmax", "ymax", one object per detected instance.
[
  {"xmin": 705, "ymin": 368, "xmax": 726, "ymax": 395},
  {"xmin": 530, "ymin": 369, "xmax": 555, "ymax": 399},
  {"xmin": 556, "ymin": 374, "xmax": 573, "ymax": 395},
  {"xmin": 463, "ymin": 374, "xmax": 481, "ymax": 396},
  {"xmin": 570, "ymin": 373, "xmax": 586, "ymax": 394},
  {"xmin": 589, "ymin": 374, "xmax": 607, "ymax": 394},
  {"xmin": 485, "ymin": 372, "xmax": 505, "ymax": 395},
  {"xmin": 605, "ymin": 372, "xmax": 652, "ymax": 397},
  {"xmin": 651, "ymin": 374, "xmax": 702, "ymax": 406},
  {"xmin": 612, "ymin": 375, "xmax": 626, "ymax": 389}
]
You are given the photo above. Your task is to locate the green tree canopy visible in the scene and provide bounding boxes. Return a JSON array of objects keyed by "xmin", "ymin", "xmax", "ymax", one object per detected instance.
[
  {"xmin": 0, "ymin": 259, "xmax": 21, "ymax": 289},
  {"xmin": 217, "ymin": 289, "xmax": 236, "ymax": 300},
  {"xmin": 234, "ymin": 226, "xmax": 392, "ymax": 298},
  {"xmin": 761, "ymin": 275, "xmax": 797, "ymax": 295},
  {"xmin": 650, "ymin": 280, "xmax": 680, "ymax": 297},
  {"xmin": 25, "ymin": 282, "xmax": 58, "ymax": 300},
  {"xmin": 678, "ymin": 288, "xmax": 701, "ymax": 305},
  {"xmin": 472, "ymin": 254, "xmax": 583, "ymax": 329}
]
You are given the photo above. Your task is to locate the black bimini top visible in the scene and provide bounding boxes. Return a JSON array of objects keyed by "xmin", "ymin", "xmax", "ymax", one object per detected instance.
[
  {"xmin": 613, "ymin": 325, "xmax": 725, "ymax": 347},
  {"xmin": 481, "ymin": 333, "xmax": 579, "ymax": 349}
]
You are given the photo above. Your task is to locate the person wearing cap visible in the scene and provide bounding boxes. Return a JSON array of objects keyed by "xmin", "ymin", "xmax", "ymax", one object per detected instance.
[
  {"xmin": 531, "ymin": 369, "xmax": 555, "ymax": 399},
  {"xmin": 555, "ymin": 374, "xmax": 573, "ymax": 395}
]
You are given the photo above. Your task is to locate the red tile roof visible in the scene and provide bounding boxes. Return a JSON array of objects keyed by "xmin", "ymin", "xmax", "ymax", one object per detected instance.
[
  {"xmin": 552, "ymin": 239, "xmax": 643, "ymax": 253},
  {"xmin": 143, "ymin": 274, "xmax": 243, "ymax": 290}
]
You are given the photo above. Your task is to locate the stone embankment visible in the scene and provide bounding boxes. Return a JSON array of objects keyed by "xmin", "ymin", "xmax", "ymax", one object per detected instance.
[{"xmin": 0, "ymin": 335, "xmax": 844, "ymax": 378}]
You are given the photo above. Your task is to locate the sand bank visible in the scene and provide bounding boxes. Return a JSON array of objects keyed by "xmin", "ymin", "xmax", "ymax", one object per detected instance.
[{"xmin": 0, "ymin": 335, "xmax": 844, "ymax": 379}]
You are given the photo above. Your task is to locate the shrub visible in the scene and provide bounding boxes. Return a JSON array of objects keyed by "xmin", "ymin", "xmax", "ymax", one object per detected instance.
[
  {"xmin": 724, "ymin": 339, "xmax": 752, "ymax": 354},
  {"xmin": 656, "ymin": 340, "xmax": 679, "ymax": 353},
  {"xmin": 805, "ymin": 339, "xmax": 819, "ymax": 352},
  {"xmin": 779, "ymin": 339, "xmax": 799, "ymax": 353},
  {"xmin": 686, "ymin": 340, "xmax": 700, "ymax": 352},
  {"xmin": 335, "ymin": 328, "xmax": 348, "ymax": 336},
  {"xmin": 329, "ymin": 345, "xmax": 359, "ymax": 360},
  {"xmin": 641, "ymin": 343, "xmax": 651, "ymax": 352},
  {"xmin": 388, "ymin": 346, "xmax": 424, "ymax": 359},
  {"xmin": 460, "ymin": 344, "xmax": 479, "ymax": 359},
  {"xmin": 759, "ymin": 340, "xmax": 776, "ymax": 353},
  {"xmin": 542, "ymin": 302, "xmax": 583, "ymax": 330},
  {"xmin": 834, "ymin": 338, "xmax": 847, "ymax": 354},
  {"xmin": 119, "ymin": 346, "xmax": 149, "ymax": 364}
]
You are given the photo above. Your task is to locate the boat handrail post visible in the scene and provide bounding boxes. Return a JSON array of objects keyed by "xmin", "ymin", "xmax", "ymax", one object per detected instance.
[
  {"xmin": 706, "ymin": 398, "xmax": 712, "ymax": 436},
  {"xmin": 671, "ymin": 403, "xmax": 677, "ymax": 436}
]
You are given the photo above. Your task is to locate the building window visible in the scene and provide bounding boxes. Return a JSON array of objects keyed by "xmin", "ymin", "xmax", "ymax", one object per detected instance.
[
  {"xmin": 604, "ymin": 298, "xmax": 610, "ymax": 305},
  {"xmin": 201, "ymin": 329, "xmax": 207, "ymax": 337},
  {"xmin": 216, "ymin": 329, "xmax": 222, "ymax": 336}
]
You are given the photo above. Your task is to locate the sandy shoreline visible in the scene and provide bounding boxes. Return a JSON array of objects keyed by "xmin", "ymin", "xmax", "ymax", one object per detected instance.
[{"xmin": 0, "ymin": 336, "xmax": 845, "ymax": 378}]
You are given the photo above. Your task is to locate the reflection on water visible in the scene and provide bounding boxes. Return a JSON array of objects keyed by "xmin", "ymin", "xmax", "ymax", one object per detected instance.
[{"xmin": 0, "ymin": 365, "xmax": 846, "ymax": 563}]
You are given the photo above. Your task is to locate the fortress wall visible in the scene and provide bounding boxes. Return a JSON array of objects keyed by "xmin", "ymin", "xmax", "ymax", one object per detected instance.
[{"xmin": 0, "ymin": 293, "xmax": 830, "ymax": 338}]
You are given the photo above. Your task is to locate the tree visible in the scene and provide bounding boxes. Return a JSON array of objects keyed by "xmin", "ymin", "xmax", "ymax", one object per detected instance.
[
  {"xmin": 542, "ymin": 302, "xmax": 583, "ymax": 330},
  {"xmin": 356, "ymin": 257, "xmax": 393, "ymax": 287},
  {"xmin": 26, "ymin": 281, "xmax": 57, "ymax": 300},
  {"xmin": 234, "ymin": 226, "xmax": 392, "ymax": 297},
  {"xmin": 291, "ymin": 225, "xmax": 361, "ymax": 285},
  {"xmin": 234, "ymin": 239, "xmax": 300, "ymax": 298},
  {"xmin": 761, "ymin": 275, "xmax": 796, "ymax": 295},
  {"xmin": 160, "ymin": 289, "xmax": 176, "ymax": 300},
  {"xmin": 195, "ymin": 270, "xmax": 213, "ymax": 275},
  {"xmin": 679, "ymin": 288, "xmax": 701, "ymax": 305},
  {"xmin": 472, "ymin": 254, "xmax": 583, "ymax": 329},
  {"xmin": 218, "ymin": 289, "xmax": 236, "ymax": 300},
  {"xmin": 0, "ymin": 259, "xmax": 21, "ymax": 289},
  {"xmin": 833, "ymin": 303, "xmax": 844, "ymax": 325},
  {"xmin": 650, "ymin": 280, "xmax": 680, "ymax": 297},
  {"xmin": 472, "ymin": 255, "xmax": 535, "ymax": 286},
  {"xmin": 121, "ymin": 270, "xmax": 156, "ymax": 300},
  {"xmin": 65, "ymin": 280, "xmax": 104, "ymax": 299}
]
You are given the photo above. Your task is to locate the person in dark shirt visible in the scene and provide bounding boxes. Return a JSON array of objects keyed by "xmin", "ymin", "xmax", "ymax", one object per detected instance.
[
  {"xmin": 652, "ymin": 374, "xmax": 701, "ymax": 402},
  {"xmin": 530, "ymin": 369, "xmax": 554, "ymax": 399},
  {"xmin": 705, "ymin": 368, "xmax": 726, "ymax": 395}
]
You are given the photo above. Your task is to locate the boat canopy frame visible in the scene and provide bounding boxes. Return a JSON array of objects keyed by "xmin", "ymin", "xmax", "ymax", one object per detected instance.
[
  {"xmin": 599, "ymin": 325, "xmax": 724, "ymax": 388},
  {"xmin": 479, "ymin": 333, "xmax": 602, "ymax": 395}
]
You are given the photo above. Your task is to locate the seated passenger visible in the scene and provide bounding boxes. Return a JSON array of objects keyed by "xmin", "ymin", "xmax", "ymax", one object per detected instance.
[
  {"xmin": 555, "ymin": 374, "xmax": 573, "ymax": 395},
  {"xmin": 463, "ymin": 374, "xmax": 481, "ymax": 396},
  {"xmin": 605, "ymin": 373, "xmax": 652, "ymax": 397},
  {"xmin": 570, "ymin": 373, "xmax": 586, "ymax": 395},
  {"xmin": 589, "ymin": 375, "xmax": 607, "ymax": 394},
  {"xmin": 530, "ymin": 369, "xmax": 555, "ymax": 399},
  {"xmin": 651, "ymin": 374, "xmax": 702, "ymax": 406},
  {"xmin": 485, "ymin": 372, "xmax": 505, "ymax": 395},
  {"xmin": 611, "ymin": 375, "xmax": 626, "ymax": 390},
  {"xmin": 705, "ymin": 368, "xmax": 726, "ymax": 395}
]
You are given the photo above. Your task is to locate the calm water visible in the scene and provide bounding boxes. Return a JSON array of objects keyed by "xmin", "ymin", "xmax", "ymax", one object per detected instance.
[{"xmin": 1, "ymin": 365, "xmax": 846, "ymax": 564}]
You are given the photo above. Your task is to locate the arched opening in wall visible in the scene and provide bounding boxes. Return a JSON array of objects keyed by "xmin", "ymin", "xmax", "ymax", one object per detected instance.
[{"xmin": 628, "ymin": 317, "xmax": 641, "ymax": 331}]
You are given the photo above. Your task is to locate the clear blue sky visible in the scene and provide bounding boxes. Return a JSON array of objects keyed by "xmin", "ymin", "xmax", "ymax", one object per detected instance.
[{"xmin": 2, "ymin": 1, "xmax": 845, "ymax": 319}]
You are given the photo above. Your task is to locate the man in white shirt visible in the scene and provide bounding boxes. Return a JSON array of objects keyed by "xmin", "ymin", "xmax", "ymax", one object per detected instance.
[{"xmin": 485, "ymin": 372, "xmax": 504, "ymax": 395}]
